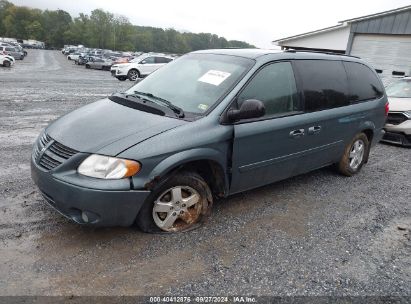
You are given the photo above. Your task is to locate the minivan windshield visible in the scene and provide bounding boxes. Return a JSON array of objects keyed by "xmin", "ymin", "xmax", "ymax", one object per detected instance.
[
  {"xmin": 126, "ymin": 53, "xmax": 254, "ymax": 114},
  {"xmin": 386, "ymin": 79, "xmax": 411, "ymax": 98}
]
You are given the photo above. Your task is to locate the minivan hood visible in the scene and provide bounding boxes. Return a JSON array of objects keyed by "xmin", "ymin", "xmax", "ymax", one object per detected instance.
[
  {"xmin": 388, "ymin": 97, "xmax": 411, "ymax": 112},
  {"xmin": 47, "ymin": 98, "xmax": 187, "ymax": 155}
]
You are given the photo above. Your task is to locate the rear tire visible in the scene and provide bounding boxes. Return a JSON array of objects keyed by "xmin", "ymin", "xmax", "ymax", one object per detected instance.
[
  {"xmin": 337, "ymin": 133, "xmax": 370, "ymax": 176},
  {"xmin": 135, "ymin": 171, "xmax": 213, "ymax": 233},
  {"xmin": 3, "ymin": 61, "xmax": 11, "ymax": 67},
  {"xmin": 85, "ymin": 64, "xmax": 90, "ymax": 69}
]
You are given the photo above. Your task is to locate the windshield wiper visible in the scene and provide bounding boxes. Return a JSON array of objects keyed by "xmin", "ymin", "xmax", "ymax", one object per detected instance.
[
  {"xmin": 109, "ymin": 93, "xmax": 166, "ymax": 116},
  {"xmin": 133, "ymin": 91, "xmax": 185, "ymax": 118}
]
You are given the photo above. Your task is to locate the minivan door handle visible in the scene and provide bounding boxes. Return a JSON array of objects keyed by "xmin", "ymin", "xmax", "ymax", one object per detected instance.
[
  {"xmin": 308, "ymin": 126, "xmax": 322, "ymax": 135},
  {"xmin": 289, "ymin": 129, "xmax": 305, "ymax": 138}
]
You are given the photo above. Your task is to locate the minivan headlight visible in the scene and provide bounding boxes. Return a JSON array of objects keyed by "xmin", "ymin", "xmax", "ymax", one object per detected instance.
[{"xmin": 78, "ymin": 155, "xmax": 141, "ymax": 179}]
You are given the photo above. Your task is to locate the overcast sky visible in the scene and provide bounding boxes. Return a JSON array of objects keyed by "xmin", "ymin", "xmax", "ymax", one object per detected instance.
[{"xmin": 12, "ymin": 0, "xmax": 411, "ymax": 48}]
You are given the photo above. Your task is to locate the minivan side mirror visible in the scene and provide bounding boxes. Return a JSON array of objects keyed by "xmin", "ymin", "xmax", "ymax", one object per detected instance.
[{"xmin": 227, "ymin": 99, "xmax": 265, "ymax": 122}]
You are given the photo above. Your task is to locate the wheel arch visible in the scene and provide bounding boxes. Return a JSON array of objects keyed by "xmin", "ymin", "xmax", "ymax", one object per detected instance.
[
  {"xmin": 357, "ymin": 124, "xmax": 375, "ymax": 162},
  {"xmin": 128, "ymin": 68, "xmax": 140, "ymax": 75},
  {"xmin": 361, "ymin": 128, "xmax": 374, "ymax": 144},
  {"xmin": 143, "ymin": 149, "xmax": 229, "ymax": 199}
]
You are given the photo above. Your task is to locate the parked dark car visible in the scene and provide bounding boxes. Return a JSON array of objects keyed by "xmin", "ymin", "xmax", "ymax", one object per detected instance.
[{"xmin": 31, "ymin": 49, "xmax": 387, "ymax": 233}]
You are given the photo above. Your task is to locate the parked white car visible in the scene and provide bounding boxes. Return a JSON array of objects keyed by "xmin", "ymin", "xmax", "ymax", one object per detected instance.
[
  {"xmin": 110, "ymin": 53, "xmax": 174, "ymax": 81},
  {"xmin": 0, "ymin": 54, "xmax": 15, "ymax": 67},
  {"xmin": 67, "ymin": 52, "xmax": 81, "ymax": 61},
  {"xmin": 381, "ymin": 77, "xmax": 411, "ymax": 146}
]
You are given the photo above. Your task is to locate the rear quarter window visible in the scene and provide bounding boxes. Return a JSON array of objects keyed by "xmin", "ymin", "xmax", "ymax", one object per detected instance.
[
  {"xmin": 343, "ymin": 61, "xmax": 384, "ymax": 102},
  {"xmin": 295, "ymin": 60, "xmax": 349, "ymax": 112}
]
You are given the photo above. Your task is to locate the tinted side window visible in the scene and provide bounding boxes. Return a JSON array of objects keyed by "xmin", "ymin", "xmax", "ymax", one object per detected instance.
[
  {"xmin": 237, "ymin": 62, "xmax": 300, "ymax": 117},
  {"xmin": 295, "ymin": 60, "xmax": 349, "ymax": 112},
  {"xmin": 155, "ymin": 57, "xmax": 169, "ymax": 63},
  {"xmin": 141, "ymin": 57, "xmax": 155, "ymax": 64},
  {"xmin": 343, "ymin": 61, "xmax": 384, "ymax": 102}
]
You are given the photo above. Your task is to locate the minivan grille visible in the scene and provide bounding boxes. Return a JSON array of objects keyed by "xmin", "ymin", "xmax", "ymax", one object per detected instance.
[
  {"xmin": 387, "ymin": 112, "xmax": 408, "ymax": 125},
  {"xmin": 34, "ymin": 133, "xmax": 78, "ymax": 171}
]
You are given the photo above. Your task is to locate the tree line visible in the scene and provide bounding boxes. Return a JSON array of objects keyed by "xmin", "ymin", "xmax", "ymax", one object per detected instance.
[{"xmin": 0, "ymin": 0, "xmax": 255, "ymax": 52}]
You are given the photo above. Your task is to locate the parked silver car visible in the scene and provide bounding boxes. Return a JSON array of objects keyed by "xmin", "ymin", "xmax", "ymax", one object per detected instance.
[
  {"xmin": 0, "ymin": 46, "xmax": 24, "ymax": 60},
  {"xmin": 85, "ymin": 57, "xmax": 113, "ymax": 70}
]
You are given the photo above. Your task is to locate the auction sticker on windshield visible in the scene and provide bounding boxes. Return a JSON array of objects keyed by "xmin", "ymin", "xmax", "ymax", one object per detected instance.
[{"xmin": 198, "ymin": 70, "xmax": 231, "ymax": 86}]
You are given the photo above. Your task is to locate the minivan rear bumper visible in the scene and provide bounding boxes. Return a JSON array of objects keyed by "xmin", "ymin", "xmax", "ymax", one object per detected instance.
[{"xmin": 31, "ymin": 159, "xmax": 150, "ymax": 227}]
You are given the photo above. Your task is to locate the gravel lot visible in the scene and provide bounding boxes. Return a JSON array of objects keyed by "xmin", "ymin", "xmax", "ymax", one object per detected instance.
[{"xmin": 0, "ymin": 50, "xmax": 410, "ymax": 297}]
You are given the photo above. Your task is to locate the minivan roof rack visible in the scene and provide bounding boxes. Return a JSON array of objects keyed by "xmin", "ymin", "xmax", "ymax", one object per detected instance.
[{"xmin": 284, "ymin": 49, "xmax": 360, "ymax": 59}]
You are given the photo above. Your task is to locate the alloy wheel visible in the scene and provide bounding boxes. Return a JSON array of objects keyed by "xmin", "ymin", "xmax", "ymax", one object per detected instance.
[
  {"xmin": 152, "ymin": 186, "xmax": 202, "ymax": 232},
  {"xmin": 128, "ymin": 70, "xmax": 138, "ymax": 81},
  {"xmin": 349, "ymin": 139, "xmax": 365, "ymax": 170}
]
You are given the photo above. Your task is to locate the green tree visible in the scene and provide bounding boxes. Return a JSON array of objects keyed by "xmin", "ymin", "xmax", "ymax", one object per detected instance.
[
  {"xmin": 0, "ymin": 1, "xmax": 255, "ymax": 51},
  {"xmin": 42, "ymin": 9, "xmax": 72, "ymax": 47}
]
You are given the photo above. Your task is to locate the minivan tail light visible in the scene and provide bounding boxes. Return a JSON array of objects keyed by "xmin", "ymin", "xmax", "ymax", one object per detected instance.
[{"xmin": 385, "ymin": 102, "xmax": 389, "ymax": 116}]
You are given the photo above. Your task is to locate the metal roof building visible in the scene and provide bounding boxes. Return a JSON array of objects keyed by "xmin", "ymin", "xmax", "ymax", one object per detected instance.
[{"xmin": 273, "ymin": 6, "xmax": 411, "ymax": 84}]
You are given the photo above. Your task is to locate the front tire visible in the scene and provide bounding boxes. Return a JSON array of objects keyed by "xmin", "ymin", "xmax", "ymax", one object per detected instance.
[
  {"xmin": 337, "ymin": 133, "xmax": 370, "ymax": 176},
  {"xmin": 3, "ymin": 60, "xmax": 11, "ymax": 67},
  {"xmin": 135, "ymin": 171, "xmax": 213, "ymax": 233},
  {"xmin": 85, "ymin": 64, "xmax": 90, "ymax": 69},
  {"xmin": 117, "ymin": 76, "xmax": 127, "ymax": 81},
  {"xmin": 127, "ymin": 69, "xmax": 140, "ymax": 81}
]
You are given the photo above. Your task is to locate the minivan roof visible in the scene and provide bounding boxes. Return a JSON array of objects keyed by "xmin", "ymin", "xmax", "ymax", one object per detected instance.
[{"xmin": 193, "ymin": 48, "xmax": 359, "ymax": 61}]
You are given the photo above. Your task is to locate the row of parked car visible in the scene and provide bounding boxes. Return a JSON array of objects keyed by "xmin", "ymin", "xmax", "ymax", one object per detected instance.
[
  {"xmin": 62, "ymin": 46, "xmax": 176, "ymax": 81},
  {"xmin": 0, "ymin": 41, "xmax": 27, "ymax": 67}
]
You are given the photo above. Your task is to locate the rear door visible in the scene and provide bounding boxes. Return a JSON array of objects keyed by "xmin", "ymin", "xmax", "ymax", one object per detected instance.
[
  {"xmin": 291, "ymin": 59, "xmax": 351, "ymax": 172},
  {"xmin": 153, "ymin": 56, "xmax": 171, "ymax": 71}
]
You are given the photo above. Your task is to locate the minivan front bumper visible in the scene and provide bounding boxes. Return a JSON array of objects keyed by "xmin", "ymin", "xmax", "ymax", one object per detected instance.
[{"xmin": 31, "ymin": 158, "xmax": 150, "ymax": 227}]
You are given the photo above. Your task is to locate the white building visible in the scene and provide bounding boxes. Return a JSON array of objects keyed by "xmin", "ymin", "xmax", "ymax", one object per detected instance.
[{"xmin": 273, "ymin": 5, "xmax": 411, "ymax": 84}]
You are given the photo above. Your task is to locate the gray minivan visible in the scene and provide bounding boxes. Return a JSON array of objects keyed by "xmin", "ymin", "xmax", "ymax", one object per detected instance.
[{"xmin": 31, "ymin": 49, "xmax": 388, "ymax": 233}]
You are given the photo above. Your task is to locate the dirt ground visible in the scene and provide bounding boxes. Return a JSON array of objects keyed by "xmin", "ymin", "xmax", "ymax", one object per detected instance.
[{"xmin": 0, "ymin": 50, "xmax": 410, "ymax": 296}]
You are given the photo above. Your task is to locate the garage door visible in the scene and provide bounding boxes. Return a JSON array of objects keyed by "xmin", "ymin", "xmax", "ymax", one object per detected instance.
[{"xmin": 350, "ymin": 34, "xmax": 411, "ymax": 86}]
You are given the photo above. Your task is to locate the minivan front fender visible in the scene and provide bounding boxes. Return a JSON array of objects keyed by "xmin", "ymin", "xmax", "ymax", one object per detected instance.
[{"xmin": 132, "ymin": 148, "xmax": 229, "ymax": 194}]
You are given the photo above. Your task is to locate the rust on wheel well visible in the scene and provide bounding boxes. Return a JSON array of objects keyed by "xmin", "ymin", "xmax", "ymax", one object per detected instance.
[{"xmin": 182, "ymin": 160, "xmax": 226, "ymax": 198}]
